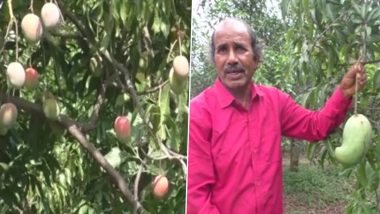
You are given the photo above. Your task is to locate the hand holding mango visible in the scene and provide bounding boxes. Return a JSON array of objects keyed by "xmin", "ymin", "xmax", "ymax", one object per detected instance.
[
  {"xmin": 335, "ymin": 62, "xmax": 372, "ymax": 167},
  {"xmin": 339, "ymin": 62, "xmax": 367, "ymax": 98}
]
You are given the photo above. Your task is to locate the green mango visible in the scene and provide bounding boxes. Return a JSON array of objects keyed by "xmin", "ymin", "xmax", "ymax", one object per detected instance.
[
  {"xmin": 335, "ymin": 114, "xmax": 372, "ymax": 166},
  {"xmin": 169, "ymin": 67, "xmax": 187, "ymax": 95},
  {"xmin": 43, "ymin": 98, "xmax": 60, "ymax": 120}
]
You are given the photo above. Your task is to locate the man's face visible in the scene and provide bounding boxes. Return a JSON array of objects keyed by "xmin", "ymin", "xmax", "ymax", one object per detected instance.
[{"xmin": 213, "ymin": 20, "xmax": 258, "ymax": 91}]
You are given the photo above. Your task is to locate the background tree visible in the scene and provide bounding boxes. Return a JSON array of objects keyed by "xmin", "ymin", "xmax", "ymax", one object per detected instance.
[
  {"xmin": 0, "ymin": 0, "xmax": 190, "ymax": 213},
  {"xmin": 281, "ymin": 0, "xmax": 380, "ymax": 212},
  {"xmin": 192, "ymin": 0, "xmax": 380, "ymax": 212}
]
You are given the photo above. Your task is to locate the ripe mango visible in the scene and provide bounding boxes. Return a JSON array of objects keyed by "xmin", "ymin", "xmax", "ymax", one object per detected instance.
[
  {"xmin": 0, "ymin": 103, "xmax": 18, "ymax": 128},
  {"xmin": 41, "ymin": 3, "xmax": 61, "ymax": 28},
  {"xmin": 173, "ymin": 56, "xmax": 189, "ymax": 80},
  {"xmin": 6, "ymin": 62, "xmax": 26, "ymax": 88},
  {"xmin": 21, "ymin": 13, "xmax": 43, "ymax": 42},
  {"xmin": 169, "ymin": 55, "xmax": 189, "ymax": 94},
  {"xmin": 335, "ymin": 114, "xmax": 372, "ymax": 166}
]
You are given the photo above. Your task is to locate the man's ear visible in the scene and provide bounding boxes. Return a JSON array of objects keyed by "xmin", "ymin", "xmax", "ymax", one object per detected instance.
[{"xmin": 252, "ymin": 57, "xmax": 260, "ymax": 70}]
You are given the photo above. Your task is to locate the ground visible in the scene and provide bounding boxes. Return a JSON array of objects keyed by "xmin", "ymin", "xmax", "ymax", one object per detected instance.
[
  {"xmin": 283, "ymin": 156, "xmax": 354, "ymax": 214},
  {"xmin": 284, "ymin": 195, "xmax": 346, "ymax": 214}
]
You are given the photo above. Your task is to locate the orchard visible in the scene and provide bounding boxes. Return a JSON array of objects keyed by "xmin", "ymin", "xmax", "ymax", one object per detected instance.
[
  {"xmin": 0, "ymin": 0, "xmax": 190, "ymax": 213},
  {"xmin": 192, "ymin": 0, "xmax": 380, "ymax": 213}
]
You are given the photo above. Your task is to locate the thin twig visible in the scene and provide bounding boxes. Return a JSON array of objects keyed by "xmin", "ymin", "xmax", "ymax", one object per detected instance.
[
  {"xmin": 158, "ymin": 141, "xmax": 188, "ymax": 177},
  {"xmin": 178, "ymin": 30, "xmax": 183, "ymax": 56},
  {"xmin": 0, "ymin": 0, "xmax": 16, "ymax": 56},
  {"xmin": 137, "ymin": 80, "xmax": 169, "ymax": 95},
  {"xmin": 29, "ymin": 0, "xmax": 34, "ymax": 13},
  {"xmin": 376, "ymin": 188, "xmax": 379, "ymax": 212},
  {"xmin": 133, "ymin": 161, "xmax": 145, "ymax": 214},
  {"xmin": 338, "ymin": 59, "xmax": 380, "ymax": 67},
  {"xmin": 81, "ymin": 81, "xmax": 107, "ymax": 130},
  {"xmin": 355, "ymin": 17, "xmax": 368, "ymax": 115},
  {"xmin": 143, "ymin": 26, "xmax": 154, "ymax": 57},
  {"xmin": 14, "ymin": 16, "xmax": 18, "ymax": 60}
]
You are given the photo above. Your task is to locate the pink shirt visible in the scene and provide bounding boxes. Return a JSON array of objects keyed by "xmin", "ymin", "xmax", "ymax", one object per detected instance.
[{"xmin": 187, "ymin": 79, "xmax": 351, "ymax": 214}]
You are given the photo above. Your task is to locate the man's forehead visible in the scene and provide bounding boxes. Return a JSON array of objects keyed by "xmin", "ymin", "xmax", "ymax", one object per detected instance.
[
  {"xmin": 214, "ymin": 40, "xmax": 248, "ymax": 48},
  {"xmin": 213, "ymin": 20, "xmax": 251, "ymax": 45},
  {"xmin": 214, "ymin": 18, "xmax": 249, "ymax": 34}
]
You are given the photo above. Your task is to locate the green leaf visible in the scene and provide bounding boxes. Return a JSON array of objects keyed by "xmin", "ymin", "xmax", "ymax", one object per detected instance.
[
  {"xmin": 0, "ymin": 162, "xmax": 10, "ymax": 171},
  {"xmin": 280, "ymin": 0, "xmax": 290, "ymax": 19},
  {"xmin": 120, "ymin": 1, "xmax": 128, "ymax": 25},
  {"xmin": 373, "ymin": 69, "xmax": 380, "ymax": 90},
  {"xmin": 148, "ymin": 145, "xmax": 166, "ymax": 159},
  {"xmin": 326, "ymin": 3, "xmax": 334, "ymax": 20},
  {"xmin": 104, "ymin": 147, "xmax": 122, "ymax": 169},
  {"xmin": 369, "ymin": 170, "xmax": 379, "ymax": 191},
  {"xmin": 158, "ymin": 84, "xmax": 171, "ymax": 140},
  {"xmin": 357, "ymin": 162, "xmax": 368, "ymax": 187},
  {"xmin": 306, "ymin": 143, "xmax": 317, "ymax": 160},
  {"xmin": 152, "ymin": 12, "xmax": 162, "ymax": 34},
  {"xmin": 352, "ymin": 2, "xmax": 363, "ymax": 21},
  {"xmin": 367, "ymin": 8, "xmax": 380, "ymax": 23},
  {"xmin": 323, "ymin": 140, "xmax": 335, "ymax": 158},
  {"xmin": 78, "ymin": 204, "xmax": 89, "ymax": 214}
]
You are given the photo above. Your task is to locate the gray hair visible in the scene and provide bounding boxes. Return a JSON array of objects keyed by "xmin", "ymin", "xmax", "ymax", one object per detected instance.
[{"xmin": 210, "ymin": 18, "xmax": 263, "ymax": 64}]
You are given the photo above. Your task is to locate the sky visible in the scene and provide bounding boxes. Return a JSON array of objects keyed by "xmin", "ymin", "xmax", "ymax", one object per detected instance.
[{"xmin": 191, "ymin": 0, "xmax": 282, "ymax": 36}]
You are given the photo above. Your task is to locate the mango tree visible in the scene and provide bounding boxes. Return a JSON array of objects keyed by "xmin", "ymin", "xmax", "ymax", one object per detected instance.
[
  {"xmin": 281, "ymin": 0, "xmax": 380, "ymax": 212},
  {"xmin": 0, "ymin": 0, "xmax": 190, "ymax": 213}
]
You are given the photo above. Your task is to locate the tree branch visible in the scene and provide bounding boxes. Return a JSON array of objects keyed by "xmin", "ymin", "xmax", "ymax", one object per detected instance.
[
  {"xmin": 0, "ymin": 95, "xmax": 147, "ymax": 213},
  {"xmin": 338, "ymin": 58, "xmax": 380, "ymax": 67},
  {"xmin": 143, "ymin": 26, "xmax": 154, "ymax": 57},
  {"xmin": 158, "ymin": 141, "xmax": 188, "ymax": 177},
  {"xmin": 137, "ymin": 80, "xmax": 169, "ymax": 95},
  {"xmin": 59, "ymin": 115, "xmax": 146, "ymax": 212},
  {"xmin": 56, "ymin": 0, "xmax": 187, "ymax": 194},
  {"xmin": 56, "ymin": 0, "xmax": 95, "ymax": 44}
]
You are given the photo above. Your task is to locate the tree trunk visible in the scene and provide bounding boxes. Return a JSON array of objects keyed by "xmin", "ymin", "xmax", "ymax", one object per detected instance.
[{"xmin": 290, "ymin": 140, "xmax": 300, "ymax": 172}]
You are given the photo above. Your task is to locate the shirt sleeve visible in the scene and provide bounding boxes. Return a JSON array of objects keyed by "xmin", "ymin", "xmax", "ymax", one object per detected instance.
[
  {"xmin": 280, "ymin": 86, "xmax": 352, "ymax": 141},
  {"xmin": 187, "ymin": 100, "xmax": 221, "ymax": 214}
]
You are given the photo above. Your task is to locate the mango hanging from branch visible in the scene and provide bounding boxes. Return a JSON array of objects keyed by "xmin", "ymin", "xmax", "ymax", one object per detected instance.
[
  {"xmin": 21, "ymin": 13, "xmax": 43, "ymax": 42},
  {"xmin": 43, "ymin": 95, "xmax": 60, "ymax": 120},
  {"xmin": 41, "ymin": 3, "xmax": 61, "ymax": 28},
  {"xmin": 335, "ymin": 114, "xmax": 372, "ymax": 166},
  {"xmin": 169, "ymin": 56, "xmax": 189, "ymax": 94},
  {"xmin": 0, "ymin": 103, "xmax": 18, "ymax": 129},
  {"xmin": 6, "ymin": 62, "xmax": 25, "ymax": 88}
]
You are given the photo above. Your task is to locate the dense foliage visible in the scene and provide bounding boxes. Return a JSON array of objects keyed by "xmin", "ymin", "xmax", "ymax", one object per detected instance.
[
  {"xmin": 0, "ymin": 0, "xmax": 190, "ymax": 213},
  {"xmin": 192, "ymin": 0, "xmax": 380, "ymax": 212},
  {"xmin": 282, "ymin": 0, "xmax": 380, "ymax": 212}
]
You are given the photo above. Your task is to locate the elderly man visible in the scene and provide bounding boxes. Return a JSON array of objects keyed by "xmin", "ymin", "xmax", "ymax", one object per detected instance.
[{"xmin": 187, "ymin": 18, "xmax": 367, "ymax": 214}]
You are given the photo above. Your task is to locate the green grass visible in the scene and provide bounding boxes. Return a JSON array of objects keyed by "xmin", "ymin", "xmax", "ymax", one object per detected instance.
[{"xmin": 283, "ymin": 164, "xmax": 354, "ymax": 212}]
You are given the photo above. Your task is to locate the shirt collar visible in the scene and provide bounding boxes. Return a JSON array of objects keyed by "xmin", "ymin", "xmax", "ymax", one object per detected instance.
[{"xmin": 214, "ymin": 78, "xmax": 263, "ymax": 109}]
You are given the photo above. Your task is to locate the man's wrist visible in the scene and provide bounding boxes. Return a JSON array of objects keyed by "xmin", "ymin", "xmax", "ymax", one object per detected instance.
[{"xmin": 338, "ymin": 85, "xmax": 353, "ymax": 100}]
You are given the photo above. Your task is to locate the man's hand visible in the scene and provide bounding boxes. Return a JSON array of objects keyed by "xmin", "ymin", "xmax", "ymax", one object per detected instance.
[{"xmin": 340, "ymin": 62, "xmax": 367, "ymax": 98}]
